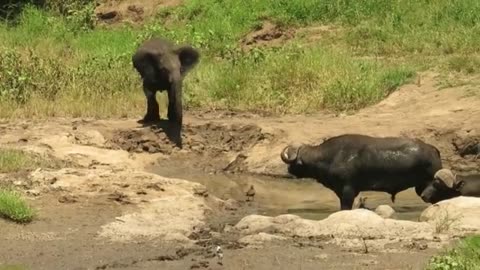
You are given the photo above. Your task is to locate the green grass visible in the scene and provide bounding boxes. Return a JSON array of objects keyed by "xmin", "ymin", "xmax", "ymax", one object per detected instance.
[
  {"xmin": 0, "ymin": 0, "xmax": 480, "ymax": 117},
  {"xmin": 0, "ymin": 148, "xmax": 62, "ymax": 173},
  {"xmin": 0, "ymin": 187, "xmax": 35, "ymax": 223},
  {"xmin": 427, "ymin": 235, "xmax": 480, "ymax": 270},
  {"xmin": 0, "ymin": 266, "xmax": 28, "ymax": 270}
]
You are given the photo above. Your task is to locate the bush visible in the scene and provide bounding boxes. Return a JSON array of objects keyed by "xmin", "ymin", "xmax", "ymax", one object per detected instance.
[{"xmin": 427, "ymin": 235, "xmax": 480, "ymax": 270}]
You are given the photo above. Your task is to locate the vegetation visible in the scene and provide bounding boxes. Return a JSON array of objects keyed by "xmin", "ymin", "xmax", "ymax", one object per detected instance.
[
  {"xmin": 0, "ymin": 265, "xmax": 27, "ymax": 270},
  {"xmin": 0, "ymin": 148, "xmax": 63, "ymax": 173},
  {"xmin": 0, "ymin": 0, "xmax": 479, "ymax": 117},
  {"xmin": 427, "ymin": 235, "xmax": 480, "ymax": 270},
  {"xmin": 0, "ymin": 187, "xmax": 35, "ymax": 223}
]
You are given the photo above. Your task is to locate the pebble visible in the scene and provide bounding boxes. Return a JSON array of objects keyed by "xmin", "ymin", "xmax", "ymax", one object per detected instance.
[
  {"xmin": 26, "ymin": 189, "xmax": 40, "ymax": 196},
  {"xmin": 314, "ymin": 254, "xmax": 328, "ymax": 260}
]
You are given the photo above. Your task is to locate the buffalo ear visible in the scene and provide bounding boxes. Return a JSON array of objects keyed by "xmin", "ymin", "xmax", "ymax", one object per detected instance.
[{"xmin": 175, "ymin": 45, "xmax": 200, "ymax": 74}]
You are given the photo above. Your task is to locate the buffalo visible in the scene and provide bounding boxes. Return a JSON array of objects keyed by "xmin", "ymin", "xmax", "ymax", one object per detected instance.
[
  {"xmin": 420, "ymin": 168, "xmax": 480, "ymax": 204},
  {"xmin": 280, "ymin": 134, "xmax": 443, "ymax": 210}
]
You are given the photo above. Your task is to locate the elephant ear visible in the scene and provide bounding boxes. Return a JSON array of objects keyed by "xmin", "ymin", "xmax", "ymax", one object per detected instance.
[{"xmin": 175, "ymin": 45, "xmax": 200, "ymax": 74}]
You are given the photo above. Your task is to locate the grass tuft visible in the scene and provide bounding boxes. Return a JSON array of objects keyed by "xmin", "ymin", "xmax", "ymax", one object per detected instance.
[
  {"xmin": 0, "ymin": 148, "xmax": 64, "ymax": 173},
  {"xmin": 0, "ymin": 188, "xmax": 35, "ymax": 223}
]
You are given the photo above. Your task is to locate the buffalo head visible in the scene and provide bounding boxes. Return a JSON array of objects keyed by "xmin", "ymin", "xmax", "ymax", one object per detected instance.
[
  {"xmin": 281, "ymin": 144, "xmax": 311, "ymax": 178},
  {"xmin": 420, "ymin": 169, "xmax": 464, "ymax": 204}
]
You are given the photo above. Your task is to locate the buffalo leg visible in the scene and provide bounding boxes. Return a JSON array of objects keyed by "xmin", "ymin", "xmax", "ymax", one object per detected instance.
[
  {"xmin": 390, "ymin": 193, "xmax": 396, "ymax": 203},
  {"xmin": 139, "ymin": 87, "xmax": 160, "ymax": 124},
  {"xmin": 339, "ymin": 186, "xmax": 356, "ymax": 210}
]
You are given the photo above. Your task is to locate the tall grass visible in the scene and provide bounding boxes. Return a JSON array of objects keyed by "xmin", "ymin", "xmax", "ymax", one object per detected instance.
[
  {"xmin": 0, "ymin": 148, "xmax": 66, "ymax": 173},
  {"xmin": 0, "ymin": 0, "xmax": 479, "ymax": 118}
]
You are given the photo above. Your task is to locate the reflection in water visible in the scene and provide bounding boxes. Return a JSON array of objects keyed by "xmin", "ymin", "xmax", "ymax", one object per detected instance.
[{"xmin": 149, "ymin": 164, "xmax": 431, "ymax": 221}]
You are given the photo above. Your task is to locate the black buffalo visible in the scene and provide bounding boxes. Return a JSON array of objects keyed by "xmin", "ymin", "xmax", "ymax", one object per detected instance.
[
  {"xmin": 280, "ymin": 134, "xmax": 443, "ymax": 210},
  {"xmin": 132, "ymin": 37, "xmax": 200, "ymax": 147},
  {"xmin": 420, "ymin": 168, "xmax": 480, "ymax": 203}
]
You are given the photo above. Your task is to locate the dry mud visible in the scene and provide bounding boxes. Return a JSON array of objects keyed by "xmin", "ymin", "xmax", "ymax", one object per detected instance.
[{"xmin": 1, "ymin": 72, "xmax": 480, "ymax": 269}]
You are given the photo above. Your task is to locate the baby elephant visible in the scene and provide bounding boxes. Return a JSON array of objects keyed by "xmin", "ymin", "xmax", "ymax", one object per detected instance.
[
  {"xmin": 132, "ymin": 37, "xmax": 200, "ymax": 147},
  {"xmin": 420, "ymin": 168, "xmax": 480, "ymax": 203}
]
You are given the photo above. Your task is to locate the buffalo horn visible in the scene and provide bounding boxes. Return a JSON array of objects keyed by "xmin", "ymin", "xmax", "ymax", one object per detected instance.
[
  {"xmin": 434, "ymin": 169, "xmax": 457, "ymax": 188},
  {"xmin": 280, "ymin": 145, "xmax": 300, "ymax": 164}
]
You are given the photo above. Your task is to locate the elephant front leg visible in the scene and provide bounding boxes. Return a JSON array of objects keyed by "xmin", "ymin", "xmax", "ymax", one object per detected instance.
[
  {"xmin": 167, "ymin": 79, "xmax": 183, "ymax": 148},
  {"xmin": 138, "ymin": 87, "xmax": 160, "ymax": 124},
  {"xmin": 167, "ymin": 82, "xmax": 182, "ymax": 126},
  {"xmin": 339, "ymin": 185, "xmax": 356, "ymax": 210}
]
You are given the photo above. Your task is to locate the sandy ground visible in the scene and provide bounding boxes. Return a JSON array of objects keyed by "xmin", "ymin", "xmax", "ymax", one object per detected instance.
[{"xmin": 1, "ymin": 72, "xmax": 480, "ymax": 270}]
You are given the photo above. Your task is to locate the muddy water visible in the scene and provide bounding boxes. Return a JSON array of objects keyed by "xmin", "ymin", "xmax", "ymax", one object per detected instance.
[{"xmin": 149, "ymin": 164, "xmax": 431, "ymax": 221}]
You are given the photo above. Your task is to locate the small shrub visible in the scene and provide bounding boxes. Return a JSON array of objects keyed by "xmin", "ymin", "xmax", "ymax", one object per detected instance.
[{"xmin": 427, "ymin": 235, "xmax": 480, "ymax": 270}]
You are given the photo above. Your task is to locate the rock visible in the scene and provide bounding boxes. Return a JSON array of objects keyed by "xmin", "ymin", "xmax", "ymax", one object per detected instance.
[
  {"xmin": 73, "ymin": 130, "xmax": 106, "ymax": 147},
  {"xmin": 235, "ymin": 215, "xmax": 274, "ymax": 235},
  {"xmin": 223, "ymin": 199, "xmax": 239, "ymax": 211},
  {"xmin": 99, "ymin": 194, "xmax": 212, "ymax": 244},
  {"xmin": 313, "ymin": 254, "xmax": 328, "ymax": 261},
  {"xmin": 58, "ymin": 194, "xmax": 78, "ymax": 204},
  {"xmin": 108, "ymin": 191, "xmax": 131, "ymax": 205},
  {"xmin": 404, "ymin": 241, "xmax": 428, "ymax": 250},
  {"xmin": 145, "ymin": 182, "xmax": 165, "ymax": 192},
  {"xmin": 420, "ymin": 196, "xmax": 480, "ymax": 235},
  {"xmin": 27, "ymin": 167, "xmax": 218, "ymax": 244},
  {"xmin": 97, "ymin": 10, "xmax": 118, "ymax": 20},
  {"xmin": 361, "ymin": 259, "xmax": 379, "ymax": 266},
  {"xmin": 238, "ymin": 232, "xmax": 287, "ymax": 246},
  {"xmin": 26, "ymin": 189, "xmax": 40, "ymax": 196},
  {"xmin": 375, "ymin": 205, "xmax": 395, "ymax": 219},
  {"xmin": 13, "ymin": 180, "xmax": 23, "ymax": 186},
  {"xmin": 223, "ymin": 224, "xmax": 234, "ymax": 233},
  {"xmin": 235, "ymin": 210, "xmax": 435, "ymax": 242},
  {"xmin": 193, "ymin": 186, "xmax": 208, "ymax": 197}
]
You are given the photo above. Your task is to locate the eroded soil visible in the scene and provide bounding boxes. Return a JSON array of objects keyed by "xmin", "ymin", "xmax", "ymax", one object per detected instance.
[
  {"xmin": 95, "ymin": 0, "xmax": 182, "ymax": 25},
  {"xmin": 1, "ymin": 72, "xmax": 480, "ymax": 269}
]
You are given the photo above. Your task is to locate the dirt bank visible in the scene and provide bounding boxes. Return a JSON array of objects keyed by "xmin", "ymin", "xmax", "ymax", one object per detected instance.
[{"xmin": 1, "ymin": 71, "xmax": 480, "ymax": 269}]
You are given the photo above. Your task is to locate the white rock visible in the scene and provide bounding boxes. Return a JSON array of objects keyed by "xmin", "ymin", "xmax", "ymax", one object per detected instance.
[
  {"xmin": 238, "ymin": 232, "xmax": 287, "ymax": 246},
  {"xmin": 375, "ymin": 205, "xmax": 395, "ymax": 219},
  {"xmin": 236, "ymin": 209, "xmax": 434, "ymax": 241},
  {"xmin": 26, "ymin": 189, "xmax": 40, "ymax": 196},
  {"xmin": 420, "ymin": 196, "xmax": 480, "ymax": 235},
  {"xmin": 314, "ymin": 254, "xmax": 328, "ymax": 260},
  {"xmin": 235, "ymin": 215, "xmax": 274, "ymax": 234}
]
